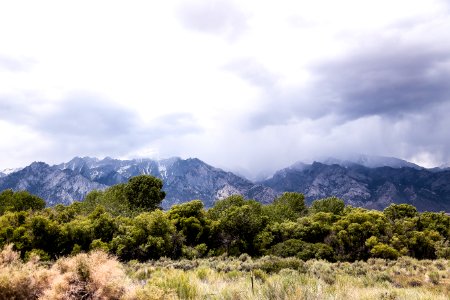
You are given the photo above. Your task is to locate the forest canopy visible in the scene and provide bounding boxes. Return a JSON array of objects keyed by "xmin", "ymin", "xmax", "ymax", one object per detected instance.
[{"xmin": 0, "ymin": 175, "xmax": 449, "ymax": 262}]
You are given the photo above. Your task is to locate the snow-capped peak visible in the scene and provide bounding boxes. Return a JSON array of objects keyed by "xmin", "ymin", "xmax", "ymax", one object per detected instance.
[{"xmin": 0, "ymin": 167, "xmax": 22, "ymax": 175}]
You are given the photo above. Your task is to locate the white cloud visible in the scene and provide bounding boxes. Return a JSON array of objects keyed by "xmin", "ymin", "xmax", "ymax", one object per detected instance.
[{"xmin": 0, "ymin": 0, "xmax": 449, "ymax": 174}]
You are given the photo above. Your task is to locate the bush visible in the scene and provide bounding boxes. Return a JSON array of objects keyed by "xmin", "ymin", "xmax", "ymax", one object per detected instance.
[
  {"xmin": 255, "ymin": 256, "xmax": 306, "ymax": 273},
  {"xmin": 428, "ymin": 271, "xmax": 440, "ymax": 285},
  {"xmin": 370, "ymin": 243, "xmax": 400, "ymax": 260},
  {"xmin": 42, "ymin": 251, "xmax": 130, "ymax": 300},
  {"xmin": 146, "ymin": 269, "xmax": 198, "ymax": 299},
  {"xmin": 0, "ymin": 244, "xmax": 52, "ymax": 300}
]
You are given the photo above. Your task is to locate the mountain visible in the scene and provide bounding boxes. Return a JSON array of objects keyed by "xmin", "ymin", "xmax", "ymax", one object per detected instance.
[
  {"xmin": 0, "ymin": 157, "xmax": 277, "ymax": 208},
  {"xmin": 262, "ymin": 162, "xmax": 450, "ymax": 211},
  {"xmin": 0, "ymin": 167, "xmax": 23, "ymax": 178},
  {"xmin": 0, "ymin": 162, "xmax": 106, "ymax": 206},
  {"xmin": 1, "ymin": 156, "xmax": 449, "ymax": 212}
]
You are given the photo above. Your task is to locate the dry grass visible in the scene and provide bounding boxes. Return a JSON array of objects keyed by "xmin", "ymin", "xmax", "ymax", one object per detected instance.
[
  {"xmin": 127, "ymin": 256, "xmax": 450, "ymax": 300},
  {"xmin": 41, "ymin": 251, "xmax": 132, "ymax": 300},
  {"xmin": 0, "ymin": 244, "xmax": 449, "ymax": 299}
]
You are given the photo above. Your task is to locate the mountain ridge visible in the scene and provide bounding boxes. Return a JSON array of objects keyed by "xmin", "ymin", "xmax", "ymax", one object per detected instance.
[
  {"xmin": 261, "ymin": 161, "xmax": 450, "ymax": 211},
  {"xmin": 1, "ymin": 156, "xmax": 449, "ymax": 212},
  {"xmin": 0, "ymin": 157, "xmax": 277, "ymax": 208}
]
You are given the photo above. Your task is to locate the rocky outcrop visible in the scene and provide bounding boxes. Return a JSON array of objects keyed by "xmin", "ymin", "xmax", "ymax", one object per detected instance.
[
  {"xmin": 262, "ymin": 162, "xmax": 450, "ymax": 212},
  {"xmin": 0, "ymin": 157, "xmax": 278, "ymax": 208},
  {"xmin": 1, "ymin": 157, "xmax": 450, "ymax": 212}
]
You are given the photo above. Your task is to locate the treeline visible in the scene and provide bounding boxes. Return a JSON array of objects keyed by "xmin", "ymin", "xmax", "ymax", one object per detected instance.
[{"xmin": 0, "ymin": 175, "xmax": 449, "ymax": 262}]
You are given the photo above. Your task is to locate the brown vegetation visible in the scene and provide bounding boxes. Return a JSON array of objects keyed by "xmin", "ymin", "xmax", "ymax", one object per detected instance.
[{"xmin": 0, "ymin": 245, "xmax": 449, "ymax": 299}]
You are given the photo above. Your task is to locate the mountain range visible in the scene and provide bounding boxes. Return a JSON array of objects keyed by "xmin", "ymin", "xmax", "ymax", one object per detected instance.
[{"xmin": 1, "ymin": 155, "xmax": 449, "ymax": 211}]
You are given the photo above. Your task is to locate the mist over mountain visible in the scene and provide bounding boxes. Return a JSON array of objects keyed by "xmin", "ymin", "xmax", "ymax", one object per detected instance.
[
  {"xmin": 0, "ymin": 156, "xmax": 449, "ymax": 212},
  {"xmin": 318, "ymin": 154, "xmax": 424, "ymax": 170}
]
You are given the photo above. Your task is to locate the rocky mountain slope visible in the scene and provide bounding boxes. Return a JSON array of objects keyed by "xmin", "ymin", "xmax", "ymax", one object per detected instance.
[
  {"xmin": 0, "ymin": 162, "xmax": 106, "ymax": 206},
  {"xmin": 261, "ymin": 161, "xmax": 450, "ymax": 211},
  {"xmin": 1, "ymin": 156, "xmax": 449, "ymax": 211},
  {"xmin": 0, "ymin": 157, "xmax": 276, "ymax": 208}
]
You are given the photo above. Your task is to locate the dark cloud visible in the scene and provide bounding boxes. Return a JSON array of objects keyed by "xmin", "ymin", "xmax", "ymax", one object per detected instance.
[
  {"xmin": 225, "ymin": 58, "xmax": 331, "ymax": 130},
  {"xmin": 178, "ymin": 0, "xmax": 248, "ymax": 40},
  {"xmin": 222, "ymin": 19, "xmax": 450, "ymax": 167},
  {"xmin": 313, "ymin": 45, "xmax": 450, "ymax": 120},
  {"xmin": 233, "ymin": 32, "xmax": 450, "ymax": 131}
]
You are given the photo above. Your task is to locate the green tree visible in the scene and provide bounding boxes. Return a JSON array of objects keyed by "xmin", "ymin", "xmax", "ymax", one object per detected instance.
[
  {"xmin": 110, "ymin": 210, "xmax": 177, "ymax": 260},
  {"xmin": 168, "ymin": 200, "xmax": 210, "ymax": 246},
  {"xmin": 207, "ymin": 195, "xmax": 246, "ymax": 220},
  {"xmin": 264, "ymin": 192, "xmax": 307, "ymax": 222},
  {"xmin": 124, "ymin": 175, "xmax": 165, "ymax": 211},
  {"xmin": 384, "ymin": 204, "xmax": 418, "ymax": 222},
  {"xmin": 329, "ymin": 209, "xmax": 389, "ymax": 261},
  {"xmin": 0, "ymin": 190, "xmax": 45, "ymax": 215},
  {"xmin": 28, "ymin": 215, "xmax": 61, "ymax": 258},
  {"xmin": 370, "ymin": 243, "xmax": 400, "ymax": 259},
  {"xmin": 209, "ymin": 196, "xmax": 268, "ymax": 256},
  {"xmin": 310, "ymin": 197, "xmax": 345, "ymax": 215}
]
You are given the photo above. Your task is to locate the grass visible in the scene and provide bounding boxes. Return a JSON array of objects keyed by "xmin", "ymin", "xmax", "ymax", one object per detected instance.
[{"xmin": 0, "ymin": 244, "xmax": 449, "ymax": 299}]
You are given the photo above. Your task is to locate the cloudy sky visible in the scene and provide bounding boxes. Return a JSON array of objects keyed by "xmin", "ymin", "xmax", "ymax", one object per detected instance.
[{"xmin": 1, "ymin": 0, "xmax": 450, "ymax": 177}]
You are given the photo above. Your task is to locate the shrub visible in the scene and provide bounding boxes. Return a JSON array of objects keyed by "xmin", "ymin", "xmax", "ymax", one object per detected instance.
[
  {"xmin": 0, "ymin": 244, "xmax": 52, "ymax": 300},
  {"xmin": 255, "ymin": 256, "xmax": 305, "ymax": 273},
  {"xmin": 428, "ymin": 271, "xmax": 440, "ymax": 285},
  {"xmin": 41, "ymin": 251, "xmax": 130, "ymax": 300},
  {"xmin": 370, "ymin": 243, "xmax": 400, "ymax": 260},
  {"xmin": 147, "ymin": 269, "xmax": 198, "ymax": 299},
  {"xmin": 25, "ymin": 249, "xmax": 51, "ymax": 262}
]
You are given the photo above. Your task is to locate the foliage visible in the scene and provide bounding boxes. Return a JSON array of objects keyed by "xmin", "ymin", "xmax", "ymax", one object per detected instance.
[
  {"xmin": 264, "ymin": 192, "xmax": 307, "ymax": 222},
  {"xmin": 309, "ymin": 196, "xmax": 345, "ymax": 215},
  {"xmin": 384, "ymin": 203, "xmax": 418, "ymax": 222},
  {"xmin": 124, "ymin": 175, "xmax": 165, "ymax": 211},
  {"xmin": 0, "ymin": 190, "xmax": 45, "ymax": 215},
  {"xmin": 0, "ymin": 176, "xmax": 449, "ymax": 263}
]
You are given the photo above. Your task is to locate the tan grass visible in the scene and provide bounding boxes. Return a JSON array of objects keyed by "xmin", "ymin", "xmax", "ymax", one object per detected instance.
[{"xmin": 0, "ymin": 244, "xmax": 449, "ymax": 300}]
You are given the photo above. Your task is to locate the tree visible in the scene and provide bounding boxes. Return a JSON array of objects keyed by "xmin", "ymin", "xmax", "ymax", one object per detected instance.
[
  {"xmin": 168, "ymin": 200, "xmax": 210, "ymax": 246},
  {"xmin": 310, "ymin": 197, "xmax": 345, "ymax": 215},
  {"xmin": 384, "ymin": 204, "xmax": 418, "ymax": 222},
  {"xmin": 207, "ymin": 195, "xmax": 246, "ymax": 220},
  {"xmin": 0, "ymin": 190, "xmax": 45, "ymax": 215},
  {"xmin": 124, "ymin": 175, "xmax": 166, "ymax": 211},
  {"xmin": 265, "ymin": 192, "xmax": 307, "ymax": 222},
  {"xmin": 370, "ymin": 243, "xmax": 400, "ymax": 259},
  {"xmin": 209, "ymin": 196, "xmax": 268, "ymax": 256}
]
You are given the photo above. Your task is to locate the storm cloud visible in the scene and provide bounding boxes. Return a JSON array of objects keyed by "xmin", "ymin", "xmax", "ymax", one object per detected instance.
[
  {"xmin": 239, "ymin": 37, "xmax": 450, "ymax": 130},
  {"xmin": 1, "ymin": 0, "xmax": 449, "ymax": 175}
]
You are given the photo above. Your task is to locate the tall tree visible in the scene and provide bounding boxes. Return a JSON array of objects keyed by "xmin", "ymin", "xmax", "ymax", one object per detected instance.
[{"xmin": 124, "ymin": 175, "xmax": 166, "ymax": 211}]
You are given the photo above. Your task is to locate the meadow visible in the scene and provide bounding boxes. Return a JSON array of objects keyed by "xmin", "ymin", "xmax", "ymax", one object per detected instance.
[{"xmin": 1, "ymin": 244, "xmax": 448, "ymax": 300}]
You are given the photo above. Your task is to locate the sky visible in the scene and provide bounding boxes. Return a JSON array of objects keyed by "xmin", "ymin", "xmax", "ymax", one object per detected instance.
[{"xmin": 1, "ymin": 0, "xmax": 450, "ymax": 178}]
